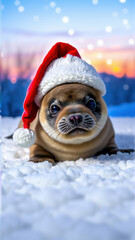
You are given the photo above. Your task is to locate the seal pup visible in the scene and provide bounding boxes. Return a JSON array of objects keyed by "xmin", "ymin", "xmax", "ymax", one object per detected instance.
[{"xmin": 13, "ymin": 42, "xmax": 134, "ymax": 163}]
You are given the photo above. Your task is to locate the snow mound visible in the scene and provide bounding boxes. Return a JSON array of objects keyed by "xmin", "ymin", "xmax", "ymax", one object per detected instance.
[{"xmin": 1, "ymin": 117, "xmax": 135, "ymax": 240}]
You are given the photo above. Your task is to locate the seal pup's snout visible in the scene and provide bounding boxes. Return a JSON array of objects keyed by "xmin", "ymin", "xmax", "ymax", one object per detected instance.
[
  {"xmin": 68, "ymin": 113, "xmax": 95, "ymax": 129},
  {"xmin": 57, "ymin": 113, "xmax": 95, "ymax": 135}
]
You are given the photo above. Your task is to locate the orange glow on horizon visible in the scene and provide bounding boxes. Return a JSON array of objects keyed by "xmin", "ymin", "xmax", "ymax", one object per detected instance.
[
  {"xmin": 1, "ymin": 47, "xmax": 135, "ymax": 80},
  {"xmin": 82, "ymin": 48, "xmax": 135, "ymax": 78}
]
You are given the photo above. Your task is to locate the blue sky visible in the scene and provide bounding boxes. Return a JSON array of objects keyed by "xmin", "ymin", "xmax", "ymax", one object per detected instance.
[
  {"xmin": 1, "ymin": 0, "xmax": 135, "ymax": 79},
  {"xmin": 2, "ymin": 0, "xmax": 135, "ymax": 33}
]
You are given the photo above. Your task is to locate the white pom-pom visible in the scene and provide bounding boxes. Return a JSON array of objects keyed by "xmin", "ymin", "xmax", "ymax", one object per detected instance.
[{"xmin": 13, "ymin": 128, "xmax": 36, "ymax": 148}]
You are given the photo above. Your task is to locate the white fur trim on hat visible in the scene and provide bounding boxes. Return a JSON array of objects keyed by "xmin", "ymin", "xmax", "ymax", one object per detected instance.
[
  {"xmin": 13, "ymin": 128, "xmax": 36, "ymax": 148},
  {"xmin": 34, "ymin": 54, "xmax": 106, "ymax": 106}
]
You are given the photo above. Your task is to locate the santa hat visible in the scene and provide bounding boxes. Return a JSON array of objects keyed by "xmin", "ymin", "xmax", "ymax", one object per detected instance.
[{"xmin": 13, "ymin": 42, "xmax": 106, "ymax": 147}]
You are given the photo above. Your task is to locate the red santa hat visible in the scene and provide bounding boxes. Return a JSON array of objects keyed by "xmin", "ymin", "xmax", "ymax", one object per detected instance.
[{"xmin": 13, "ymin": 42, "xmax": 106, "ymax": 147}]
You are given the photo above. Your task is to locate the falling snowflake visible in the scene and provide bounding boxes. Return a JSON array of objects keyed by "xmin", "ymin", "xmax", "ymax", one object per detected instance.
[
  {"xmin": 97, "ymin": 53, "xmax": 103, "ymax": 59},
  {"xmin": 50, "ymin": 1, "xmax": 56, "ymax": 8},
  {"xmin": 128, "ymin": 38, "xmax": 135, "ymax": 45},
  {"xmin": 106, "ymin": 59, "xmax": 112, "ymax": 65},
  {"xmin": 122, "ymin": 19, "xmax": 128, "ymax": 25},
  {"xmin": 119, "ymin": 0, "xmax": 126, "ymax": 3},
  {"xmin": 88, "ymin": 44, "xmax": 94, "ymax": 50},
  {"xmin": 14, "ymin": 0, "xmax": 20, "ymax": 6},
  {"xmin": 55, "ymin": 7, "xmax": 61, "ymax": 14},
  {"xmin": 68, "ymin": 29, "xmax": 74, "ymax": 36},
  {"xmin": 97, "ymin": 39, "xmax": 104, "ymax": 46},
  {"xmin": 62, "ymin": 16, "xmax": 69, "ymax": 23},
  {"xmin": 105, "ymin": 26, "xmax": 112, "ymax": 33},
  {"xmin": 123, "ymin": 84, "xmax": 129, "ymax": 90},
  {"xmin": 18, "ymin": 6, "xmax": 24, "ymax": 12},
  {"xmin": 92, "ymin": 0, "xmax": 98, "ymax": 5}
]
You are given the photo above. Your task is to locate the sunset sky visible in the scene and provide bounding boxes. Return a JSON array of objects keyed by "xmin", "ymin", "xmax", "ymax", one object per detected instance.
[{"xmin": 1, "ymin": 0, "xmax": 135, "ymax": 81}]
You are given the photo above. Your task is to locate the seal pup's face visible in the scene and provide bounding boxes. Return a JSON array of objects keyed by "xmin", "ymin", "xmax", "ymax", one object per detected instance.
[{"xmin": 39, "ymin": 83, "xmax": 107, "ymax": 144}]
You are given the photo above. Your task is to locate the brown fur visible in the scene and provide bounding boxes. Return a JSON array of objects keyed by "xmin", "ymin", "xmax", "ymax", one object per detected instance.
[
  {"xmin": 29, "ymin": 115, "xmax": 116, "ymax": 162},
  {"xmin": 17, "ymin": 83, "xmax": 121, "ymax": 163},
  {"xmin": 18, "ymin": 84, "xmax": 117, "ymax": 162}
]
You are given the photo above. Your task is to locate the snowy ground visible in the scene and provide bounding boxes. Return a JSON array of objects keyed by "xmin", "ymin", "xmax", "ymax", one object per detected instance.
[{"xmin": 1, "ymin": 117, "xmax": 135, "ymax": 240}]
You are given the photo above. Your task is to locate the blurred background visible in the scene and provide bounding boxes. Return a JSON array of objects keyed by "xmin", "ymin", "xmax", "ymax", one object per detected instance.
[{"xmin": 1, "ymin": 0, "xmax": 135, "ymax": 117}]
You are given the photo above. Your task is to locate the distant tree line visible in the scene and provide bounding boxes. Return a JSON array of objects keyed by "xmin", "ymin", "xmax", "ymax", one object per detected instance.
[
  {"xmin": 1, "ymin": 78, "xmax": 31, "ymax": 116},
  {"xmin": 1, "ymin": 73, "xmax": 135, "ymax": 117},
  {"xmin": 101, "ymin": 73, "xmax": 135, "ymax": 106}
]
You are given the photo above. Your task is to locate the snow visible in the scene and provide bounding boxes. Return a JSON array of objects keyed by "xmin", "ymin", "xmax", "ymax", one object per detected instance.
[{"xmin": 1, "ymin": 117, "xmax": 135, "ymax": 240}]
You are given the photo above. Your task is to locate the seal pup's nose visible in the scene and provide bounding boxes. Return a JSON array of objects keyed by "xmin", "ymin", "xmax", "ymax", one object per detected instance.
[{"xmin": 69, "ymin": 114, "xmax": 83, "ymax": 126}]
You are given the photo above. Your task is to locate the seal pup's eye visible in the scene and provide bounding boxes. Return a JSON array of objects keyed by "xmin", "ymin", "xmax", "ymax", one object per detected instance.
[
  {"xmin": 49, "ymin": 101, "xmax": 61, "ymax": 115},
  {"xmin": 85, "ymin": 96, "xmax": 96, "ymax": 109},
  {"xmin": 87, "ymin": 98, "xmax": 96, "ymax": 109},
  {"xmin": 50, "ymin": 105, "xmax": 60, "ymax": 114}
]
